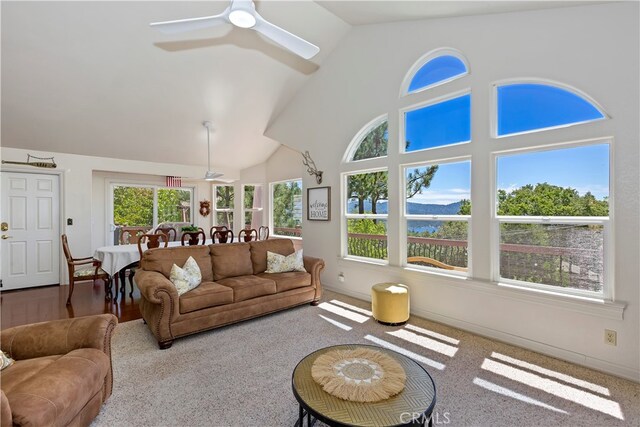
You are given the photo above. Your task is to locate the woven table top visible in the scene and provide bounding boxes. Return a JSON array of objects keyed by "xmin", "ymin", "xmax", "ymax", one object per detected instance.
[{"xmin": 292, "ymin": 344, "xmax": 436, "ymax": 426}]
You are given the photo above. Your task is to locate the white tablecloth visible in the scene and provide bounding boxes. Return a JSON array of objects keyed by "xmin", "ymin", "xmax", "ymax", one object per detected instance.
[{"xmin": 94, "ymin": 240, "xmax": 213, "ymax": 276}]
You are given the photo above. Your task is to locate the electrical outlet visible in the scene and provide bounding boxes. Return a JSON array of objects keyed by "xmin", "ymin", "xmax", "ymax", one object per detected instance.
[{"xmin": 604, "ymin": 329, "xmax": 617, "ymax": 346}]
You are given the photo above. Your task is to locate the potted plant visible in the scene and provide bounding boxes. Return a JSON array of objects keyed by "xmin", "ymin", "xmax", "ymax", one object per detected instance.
[{"xmin": 181, "ymin": 225, "xmax": 201, "ymax": 245}]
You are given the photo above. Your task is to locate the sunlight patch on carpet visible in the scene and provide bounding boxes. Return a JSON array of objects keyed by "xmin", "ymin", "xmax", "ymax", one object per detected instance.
[
  {"xmin": 491, "ymin": 352, "xmax": 610, "ymax": 396},
  {"xmin": 387, "ymin": 329, "xmax": 458, "ymax": 357},
  {"xmin": 329, "ymin": 299, "xmax": 373, "ymax": 316},
  {"xmin": 364, "ymin": 334, "xmax": 445, "ymax": 370},
  {"xmin": 319, "ymin": 314, "xmax": 352, "ymax": 331},
  {"xmin": 318, "ymin": 302, "xmax": 369, "ymax": 323},
  {"xmin": 473, "ymin": 378, "xmax": 568, "ymax": 414},
  {"xmin": 405, "ymin": 324, "xmax": 460, "ymax": 345},
  {"xmin": 481, "ymin": 358, "xmax": 624, "ymax": 419}
]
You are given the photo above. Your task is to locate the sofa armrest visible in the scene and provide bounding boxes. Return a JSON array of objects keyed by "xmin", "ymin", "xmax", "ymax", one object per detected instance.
[
  {"xmin": 0, "ymin": 314, "xmax": 117, "ymax": 361},
  {"xmin": 304, "ymin": 256, "xmax": 325, "ymax": 302},
  {"xmin": 136, "ymin": 270, "xmax": 179, "ymax": 305},
  {"xmin": 135, "ymin": 270, "xmax": 180, "ymax": 347}
]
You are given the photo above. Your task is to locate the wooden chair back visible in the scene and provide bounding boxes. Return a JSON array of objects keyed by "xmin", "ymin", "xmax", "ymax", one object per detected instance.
[
  {"xmin": 61, "ymin": 234, "xmax": 110, "ymax": 305},
  {"xmin": 181, "ymin": 230, "xmax": 206, "ymax": 246},
  {"xmin": 213, "ymin": 229, "xmax": 234, "ymax": 244},
  {"xmin": 120, "ymin": 227, "xmax": 149, "ymax": 245},
  {"xmin": 238, "ymin": 228, "xmax": 258, "ymax": 242},
  {"xmin": 258, "ymin": 226, "xmax": 269, "ymax": 241},
  {"xmin": 209, "ymin": 225, "xmax": 228, "ymax": 240},
  {"xmin": 137, "ymin": 232, "xmax": 169, "ymax": 257},
  {"xmin": 156, "ymin": 226, "xmax": 177, "ymax": 241}
]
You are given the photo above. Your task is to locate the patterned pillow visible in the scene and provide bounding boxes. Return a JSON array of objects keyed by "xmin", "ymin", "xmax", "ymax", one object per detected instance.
[
  {"xmin": 0, "ymin": 351, "xmax": 14, "ymax": 371},
  {"xmin": 169, "ymin": 256, "xmax": 202, "ymax": 295},
  {"xmin": 265, "ymin": 249, "xmax": 306, "ymax": 273}
]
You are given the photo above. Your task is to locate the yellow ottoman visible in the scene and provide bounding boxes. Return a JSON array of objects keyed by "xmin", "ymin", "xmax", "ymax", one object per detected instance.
[{"xmin": 371, "ymin": 283, "xmax": 410, "ymax": 325}]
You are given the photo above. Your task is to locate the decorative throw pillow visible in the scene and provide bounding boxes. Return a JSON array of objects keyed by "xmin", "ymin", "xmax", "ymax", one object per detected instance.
[
  {"xmin": 265, "ymin": 249, "xmax": 306, "ymax": 273},
  {"xmin": 169, "ymin": 256, "xmax": 202, "ymax": 295},
  {"xmin": 0, "ymin": 351, "xmax": 14, "ymax": 371}
]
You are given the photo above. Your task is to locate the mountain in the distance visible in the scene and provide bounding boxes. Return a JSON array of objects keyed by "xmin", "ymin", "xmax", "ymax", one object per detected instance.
[{"xmin": 348, "ymin": 200, "xmax": 462, "ymax": 215}]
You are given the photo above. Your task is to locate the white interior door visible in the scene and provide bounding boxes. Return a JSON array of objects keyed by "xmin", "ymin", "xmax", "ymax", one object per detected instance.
[{"xmin": 1, "ymin": 172, "xmax": 60, "ymax": 290}]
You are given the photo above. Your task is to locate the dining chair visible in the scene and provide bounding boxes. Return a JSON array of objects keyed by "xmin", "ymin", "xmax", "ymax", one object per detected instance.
[
  {"xmin": 138, "ymin": 232, "xmax": 169, "ymax": 257},
  {"xmin": 258, "ymin": 226, "xmax": 269, "ymax": 241},
  {"xmin": 238, "ymin": 228, "xmax": 258, "ymax": 242},
  {"xmin": 213, "ymin": 229, "xmax": 234, "ymax": 244},
  {"xmin": 209, "ymin": 225, "xmax": 228, "ymax": 240},
  {"xmin": 119, "ymin": 227, "xmax": 149, "ymax": 245},
  {"xmin": 181, "ymin": 230, "xmax": 207, "ymax": 246},
  {"xmin": 61, "ymin": 234, "xmax": 112, "ymax": 305},
  {"xmin": 156, "ymin": 226, "xmax": 177, "ymax": 242}
]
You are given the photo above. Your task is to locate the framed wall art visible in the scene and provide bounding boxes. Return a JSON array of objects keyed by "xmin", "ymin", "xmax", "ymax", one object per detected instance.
[{"xmin": 307, "ymin": 186, "xmax": 331, "ymax": 221}]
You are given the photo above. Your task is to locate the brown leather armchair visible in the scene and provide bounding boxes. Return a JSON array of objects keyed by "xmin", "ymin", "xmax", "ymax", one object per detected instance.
[{"xmin": 1, "ymin": 314, "xmax": 118, "ymax": 426}]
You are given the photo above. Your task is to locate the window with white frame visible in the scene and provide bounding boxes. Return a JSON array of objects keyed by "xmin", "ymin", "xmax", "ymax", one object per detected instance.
[
  {"xmin": 495, "ymin": 143, "xmax": 610, "ymax": 296},
  {"xmin": 340, "ymin": 48, "xmax": 612, "ymax": 300},
  {"xmin": 243, "ymin": 184, "xmax": 263, "ymax": 231},
  {"xmin": 344, "ymin": 169, "xmax": 388, "ymax": 261},
  {"xmin": 214, "ymin": 185, "xmax": 234, "ymax": 230},
  {"xmin": 271, "ymin": 179, "xmax": 303, "ymax": 237},
  {"xmin": 110, "ymin": 184, "xmax": 193, "ymax": 245},
  {"xmin": 404, "ymin": 160, "xmax": 471, "ymax": 274}
]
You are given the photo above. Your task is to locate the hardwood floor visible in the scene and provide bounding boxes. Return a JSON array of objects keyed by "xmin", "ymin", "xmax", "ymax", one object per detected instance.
[{"xmin": 1, "ymin": 280, "xmax": 143, "ymax": 329}]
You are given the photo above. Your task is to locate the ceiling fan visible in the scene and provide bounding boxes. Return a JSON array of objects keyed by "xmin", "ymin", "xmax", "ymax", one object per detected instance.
[{"xmin": 150, "ymin": 0, "xmax": 320, "ymax": 59}]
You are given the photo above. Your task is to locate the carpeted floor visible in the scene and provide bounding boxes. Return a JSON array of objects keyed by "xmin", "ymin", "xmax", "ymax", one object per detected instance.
[{"xmin": 93, "ymin": 290, "xmax": 639, "ymax": 426}]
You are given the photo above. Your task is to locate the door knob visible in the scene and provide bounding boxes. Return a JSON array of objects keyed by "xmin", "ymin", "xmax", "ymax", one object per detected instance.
[{"xmin": 1, "ymin": 235, "xmax": 12, "ymax": 240}]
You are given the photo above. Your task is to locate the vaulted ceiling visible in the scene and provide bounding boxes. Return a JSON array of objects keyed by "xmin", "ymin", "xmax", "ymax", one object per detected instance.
[{"xmin": 1, "ymin": 1, "xmax": 606, "ymax": 171}]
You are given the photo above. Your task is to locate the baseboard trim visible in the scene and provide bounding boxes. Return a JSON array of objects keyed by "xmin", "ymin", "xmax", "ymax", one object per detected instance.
[{"xmin": 323, "ymin": 284, "xmax": 640, "ymax": 382}]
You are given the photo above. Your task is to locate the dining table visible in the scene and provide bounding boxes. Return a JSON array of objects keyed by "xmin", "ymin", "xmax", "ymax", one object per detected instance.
[{"xmin": 94, "ymin": 239, "xmax": 215, "ymax": 300}]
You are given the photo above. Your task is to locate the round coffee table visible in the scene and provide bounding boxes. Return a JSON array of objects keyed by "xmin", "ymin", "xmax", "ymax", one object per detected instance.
[{"xmin": 292, "ymin": 344, "xmax": 436, "ymax": 427}]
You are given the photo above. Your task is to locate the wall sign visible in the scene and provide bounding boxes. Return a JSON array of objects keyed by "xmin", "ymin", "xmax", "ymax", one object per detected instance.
[{"xmin": 307, "ymin": 186, "xmax": 331, "ymax": 221}]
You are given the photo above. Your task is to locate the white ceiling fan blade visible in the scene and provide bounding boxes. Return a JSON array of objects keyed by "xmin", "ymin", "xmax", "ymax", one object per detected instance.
[
  {"xmin": 252, "ymin": 12, "xmax": 319, "ymax": 60},
  {"xmin": 150, "ymin": 9, "xmax": 229, "ymax": 35}
]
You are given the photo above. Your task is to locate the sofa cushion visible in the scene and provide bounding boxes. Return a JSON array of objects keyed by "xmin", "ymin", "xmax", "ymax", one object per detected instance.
[
  {"xmin": 170, "ymin": 256, "xmax": 202, "ymax": 296},
  {"xmin": 217, "ymin": 275, "xmax": 277, "ymax": 302},
  {"xmin": 249, "ymin": 239, "xmax": 295, "ymax": 274},
  {"xmin": 179, "ymin": 282, "xmax": 234, "ymax": 314},
  {"xmin": 142, "ymin": 245, "xmax": 213, "ymax": 282},
  {"xmin": 210, "ymin": 243, "xmax": 253, "ymax": 281},
  {"xmin": 2, "ymin": 348, "xmax": 109, "ymax": 426},
  {"xmin": 265, "ymin": 249, "xmax": 306, "ymax": 273},
  {"xmin": 257, "ymin": 271, "xmax": 311, "ymax": 293}
]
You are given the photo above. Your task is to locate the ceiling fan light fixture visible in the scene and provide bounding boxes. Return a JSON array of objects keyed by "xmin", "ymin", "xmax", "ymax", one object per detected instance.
[
  {"xmin": 229, "ymin": 9, "xmax": 256, "ymax": 28},
  {"xmin": 204, "ymin": 170, "xmax": 224, "ymax": 181}
]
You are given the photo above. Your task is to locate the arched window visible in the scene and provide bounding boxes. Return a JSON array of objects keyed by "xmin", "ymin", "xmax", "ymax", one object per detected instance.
[
  {"xmin": 344, "ymin": 116, "xmax": 388, "ymax": 162},
  {"xmin": 402, "ymin": 49, "xmax": 469, "ymax": 95},
  {"xmin": 495, "ymin": 82, "xmax": 606, "ymax": 137}
]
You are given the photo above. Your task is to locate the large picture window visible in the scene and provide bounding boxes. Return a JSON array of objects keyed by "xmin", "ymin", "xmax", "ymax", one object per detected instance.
[
  {"xmin": 271, "ymin": 179, "xmax": 303, "ymax": 237},
  {"xmin": 404, "ymin": 160, "xmax": 471, "ymax": 274},
  {"xmin": 344, "ymin": 170, "xmax": 388, "ymax": 261},
  {"xmin": 214, "ymin": 185, "xmax": 234, "ymax": 230},
  {"xmin": 110, "ymin": 184, "xmax": 193, "ymax": 245},
  {"xmin": 341, "ymin": 49, "xmax": 612, "ymax": 301},
  {"xmin": 495, "ymin": 143, "xmax": 610, "ymax": 295},
  {"xmin": 243, "ymin": 185, "xmax": 263, "ymax": 231}
]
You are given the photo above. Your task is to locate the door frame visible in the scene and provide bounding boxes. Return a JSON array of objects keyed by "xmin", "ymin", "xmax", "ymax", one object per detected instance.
[{"xmin": 0, "ymin": 166, "xmax": 66, "ymax": 287}]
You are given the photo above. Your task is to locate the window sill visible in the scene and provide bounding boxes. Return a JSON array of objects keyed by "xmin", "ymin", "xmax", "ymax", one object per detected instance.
[{"xmin": 337, "ymin": 257, "xmax": 626, "ymax": 320}]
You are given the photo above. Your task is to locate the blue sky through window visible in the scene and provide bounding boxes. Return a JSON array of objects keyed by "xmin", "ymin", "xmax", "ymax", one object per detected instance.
[
  {"xmin": 497, "ymin": 144, "xmax": 609, "ymax": 200},
  {"xmin": 497, "ymin": 84, "xmax": 604, "ymax": 136},
  {"xmin": 405, "ymin": 94, "xmax": 471, "ymax": 152},
  {"xmin": 408, "ymin": 55, "xmax": 467, "ymax": 92},
  {"xmin": 406, "ymin": 161, "xmax": 471, "ymax": 207}
]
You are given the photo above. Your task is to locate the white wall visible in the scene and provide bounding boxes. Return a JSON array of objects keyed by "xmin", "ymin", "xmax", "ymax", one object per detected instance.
[{"xmin": 266, "ymin": 3, "xmax": 640, "ymax": 380}]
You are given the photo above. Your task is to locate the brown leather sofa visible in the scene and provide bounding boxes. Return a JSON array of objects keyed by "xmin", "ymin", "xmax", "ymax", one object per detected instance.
[
  {"xmin": 136, "ymin": 238, "xmax": 324, "ymax": 349},
  {"xmin": 0, "ymin": 314, "xmax": 118, "ymax": 426}
]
